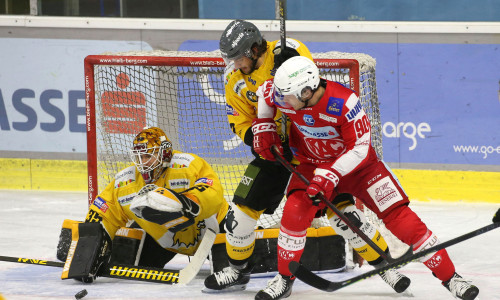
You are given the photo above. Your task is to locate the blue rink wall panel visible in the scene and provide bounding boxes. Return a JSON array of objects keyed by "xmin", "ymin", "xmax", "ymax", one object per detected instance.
[{"xmin": 178, "ymin": 40, "xmax": 500, "ymax": 166}]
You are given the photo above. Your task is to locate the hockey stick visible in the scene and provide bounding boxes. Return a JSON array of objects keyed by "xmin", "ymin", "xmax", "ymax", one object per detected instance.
[
  {"xmin": 0, "ymin": 228, "xmax": 215, "ymax": 285},
  {"xmin": 271, "ymin": 145, "xmax": 412, "ymax": 263},
  {"xmin": 278, "ymin": 0, "xmax": 287, "ymax": 53},
  {"xmin": 289, "ymin": 221, "xmax": 500, "ymax": 292},
  {"xmin": 178, "ymin": 227, "xmax": 216, "ymax": 284},
  {"xmin": 0, "ymin": 255, "xmax": 179, "ymax": 284}
]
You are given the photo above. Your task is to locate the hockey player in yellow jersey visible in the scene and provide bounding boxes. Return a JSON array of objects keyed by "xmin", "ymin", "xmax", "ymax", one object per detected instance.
[
  {"xmin": 204, "ymin": 20, "xmax": 411, "ymax": 299},
  {"xmin": 61, "ymin": 127, "xmax": 228, "ymax": 283}
]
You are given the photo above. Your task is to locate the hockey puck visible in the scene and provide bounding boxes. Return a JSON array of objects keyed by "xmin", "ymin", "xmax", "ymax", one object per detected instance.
[{"xmin": 75, "ymin": 289, "xmax": 88, "ymax": 299}]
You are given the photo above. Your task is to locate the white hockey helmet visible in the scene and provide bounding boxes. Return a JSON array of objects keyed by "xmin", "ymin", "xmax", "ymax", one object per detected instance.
[{"xmin": 273, "ymin": 56, "xmax": 320, "ymax": 107}]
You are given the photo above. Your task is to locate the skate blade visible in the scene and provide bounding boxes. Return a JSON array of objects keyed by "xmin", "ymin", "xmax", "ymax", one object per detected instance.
[{"xmin": 201, "ymin": 284, "xmax": 247, "ymax": 294}]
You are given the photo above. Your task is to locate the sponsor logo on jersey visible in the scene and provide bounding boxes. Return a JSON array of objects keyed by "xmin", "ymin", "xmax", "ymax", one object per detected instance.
[
  {"xmin": 246, "ymin": 91, "xmax": 258, "ymax": 102},
  {"xmin": 367, "ymin": 176, "xmax": 404, "ymax": 212},
  {"xmin": 233, "ymin": 79, "xmax": 246, "ymax": 95},
  {"xmin": 195, "ymin": 177, "xmax": 213, "ymax": 186},
  {"xmin": 304, "ymin": 138, "xmax": 345, "ymax": 159},
  {"xmin": 346, "ymin": 101, "xmax": 362, "ymax": 121},
  {"xmin": 115, "ymin": 179, "xmax": 134, "ymax": 188},
  {"xmin": 118, "ymin": 193, "xmax": 136, "ymax": 206},
  {"xmin": 93, "ymin": 197, "xmax": 109, "ymax": 213},
  {"xmin": 247, "ymin": 76, "xmax": 256, "ymax": 86},
  {"xmin": 295, "ymin": 123, "xmax": 340, "ymax": 139},
  {"xmin": 303, "ymin": 114, "xmax": 315, "ymax": 126},
  {"xmin": 240, "ymin": 175, "xmax": 253, "ymax": 186},
  {"xmin": 114, "ymin": 166, "xmax": 136, "ymax": 187},
  {"xmin": 319, "ymin": 113, "xmax": 337, "ymax": 123},
  {"xmin": 170, "ymin": 153, "xmax": 194, "ymax": 168},
  {"xmin": 326, "ymin": 97, "xmax": 344, "ymax": 116},
  {"xmin": 225, "ymin": 104, "xmax": 239, "ymax": 116},
  {"xmin": 169, "ymin": 178, "xmax": 190, "ymax": 189}
]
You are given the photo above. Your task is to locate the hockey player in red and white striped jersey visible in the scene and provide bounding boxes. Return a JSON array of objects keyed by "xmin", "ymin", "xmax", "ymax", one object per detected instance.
[{"xmin": 251, "ymin": 56, "xmax": 479, "ymax": 300}]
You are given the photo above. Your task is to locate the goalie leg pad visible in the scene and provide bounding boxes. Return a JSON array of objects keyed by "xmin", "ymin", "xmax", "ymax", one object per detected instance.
[
  {"xmin": 108, "ymin": 227, "xmax": 146, "ymax": 266},
  {"xmin": 61, "ymin": 222, "xmax": 112, "ymax": 282}
]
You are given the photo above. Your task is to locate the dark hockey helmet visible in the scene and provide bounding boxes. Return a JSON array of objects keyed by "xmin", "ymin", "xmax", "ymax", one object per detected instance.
[
  {"xmin": 130, "ymin": 127, "xmax": 173, "ymax": 184},
  {"xmin": 219, "ymin": 19, "xmax": 263, "ymax": 61}
]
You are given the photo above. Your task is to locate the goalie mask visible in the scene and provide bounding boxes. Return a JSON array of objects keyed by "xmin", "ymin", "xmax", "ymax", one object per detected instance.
[
  {"xmin": 130, "ymin": 127, "xmax": 173, "ymax": 184},
  {"xmin": 220, "ymin": 19, "xmax": 262, "ymax": 62},
  {"xmin": 273, "ymin": 56, "xmax": 320, "ymax": 109}
]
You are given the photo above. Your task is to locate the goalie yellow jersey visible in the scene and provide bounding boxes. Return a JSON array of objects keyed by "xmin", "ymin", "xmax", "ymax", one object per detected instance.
[
  {"xmin": 85, "ymin": 150, "xmax": 228, "ymax": 256},
  {"xmin": 225, "ymin": 38, "xmax": 313, "ymax": 146}
]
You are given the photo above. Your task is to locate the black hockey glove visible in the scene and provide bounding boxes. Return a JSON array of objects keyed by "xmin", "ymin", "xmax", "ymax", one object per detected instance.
[
  {"xmin": 493, "ymin": 208, "xmax": 500, "ymax": 223},
  {"xmin": 273, "ymin": 46, "xmax": 300, "ymax": 70}
]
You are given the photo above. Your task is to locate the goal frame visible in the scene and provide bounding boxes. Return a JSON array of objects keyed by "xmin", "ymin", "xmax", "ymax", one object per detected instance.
[{"xmin": 84, "ymin": 54, "xmax": 361, "ymax": 206}]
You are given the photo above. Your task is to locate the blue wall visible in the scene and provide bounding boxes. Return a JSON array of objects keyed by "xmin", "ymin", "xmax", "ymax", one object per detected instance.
[
  {"xmin": 179, "ymin": 39, "xmax": 500, "ymax": 166},
  {"xmin": 199, "ymin": 0, "xmax": 500, "ymax": 21}
]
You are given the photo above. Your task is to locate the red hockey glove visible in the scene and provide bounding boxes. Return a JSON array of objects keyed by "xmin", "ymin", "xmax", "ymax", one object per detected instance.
[
  {"xmin": 306, "ymin": 168, "xmax": 340, "ymax": 206},
  {"xmin": 252, "ymin": 118, "xmax": 283, "ymax": 161}
]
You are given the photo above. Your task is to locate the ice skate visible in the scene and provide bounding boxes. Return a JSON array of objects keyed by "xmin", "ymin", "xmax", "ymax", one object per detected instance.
[
  {"xmin": 443, "ymin": 272, "xmax": 479, "ymax": 300},
  {"xmin": 203, "ymin": 264, "xmax": 252, "ymax": 293},
  {"xmin": 255, "ymin": 274, "xmax": 295, "ymax": 300},
  {"xmin": 379, "ymin": 268, "xmax": 411, "ymax": 293}
]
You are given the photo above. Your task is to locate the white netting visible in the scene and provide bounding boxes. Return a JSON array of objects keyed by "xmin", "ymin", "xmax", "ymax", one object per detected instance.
[{"xmin": 86, "ymin": 50, "xmax": 389, "ymax": 234}]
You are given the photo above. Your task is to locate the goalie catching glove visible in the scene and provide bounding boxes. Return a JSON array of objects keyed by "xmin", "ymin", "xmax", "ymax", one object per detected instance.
[
  {"xmin": 306, "ymin": 167, "xmax": 340, "ymax": 205},
  {"xmin": 61, "ymin": 222, "xmax": 112, "ymax": 283},
  {"xmin": 252, "ymin": 118, "xmax": 283, "ymax": 161},
  {"xmin": 130, "ymin": 184, "xmax": 200, "ymax": 232}
]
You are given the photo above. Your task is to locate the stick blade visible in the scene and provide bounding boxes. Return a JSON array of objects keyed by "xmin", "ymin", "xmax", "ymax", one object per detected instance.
[
  {"xmin": 178, "ymin": 228, "xmax": 216, "ymax": 285},
  {"xmin": 289, "ymin": 261, "xmax": 341, "ymax": 292}
]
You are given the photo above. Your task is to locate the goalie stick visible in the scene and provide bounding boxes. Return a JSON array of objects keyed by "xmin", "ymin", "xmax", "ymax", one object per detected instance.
[
  {"xmin": 0, "ymin": 226, "xmax": 216, "ymax": 285},
  {"xmin": 0, "ymin": 255, "xmax": 180, "ymax": 284},
  {"xmin": 271, "ymin": 145, "xmax": 412, "ymax": 263},
  {"xmin": 289, "ymin": 221, "xmax": 500, "ymax": 292}
]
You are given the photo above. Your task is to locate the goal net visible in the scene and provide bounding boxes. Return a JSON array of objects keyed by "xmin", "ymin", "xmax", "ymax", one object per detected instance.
[{"xmin": 84, "ymin": 50, "xmax": 395, "ymax": 240}]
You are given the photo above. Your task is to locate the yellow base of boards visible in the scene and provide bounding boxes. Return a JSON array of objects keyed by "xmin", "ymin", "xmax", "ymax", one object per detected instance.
[{"xmin": 0, "ymin": 158, "xmax": 498, "ymax": 203}]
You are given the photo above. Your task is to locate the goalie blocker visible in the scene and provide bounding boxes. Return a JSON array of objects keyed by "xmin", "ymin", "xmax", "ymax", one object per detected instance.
[{"xmin": 61, "ymin": 222, "xmax": 112, "ymax": 283}]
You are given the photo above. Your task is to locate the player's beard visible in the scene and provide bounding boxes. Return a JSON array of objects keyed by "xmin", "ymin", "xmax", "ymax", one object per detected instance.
[{"xmin": 240, "ymin": 58, "xmax": 258, "ymax": 75}]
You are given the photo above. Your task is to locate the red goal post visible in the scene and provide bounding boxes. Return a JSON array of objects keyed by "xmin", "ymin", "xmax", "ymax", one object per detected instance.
[{"xmin": 83, "ymin": 50, "xmax": 382, "ymax": 229}]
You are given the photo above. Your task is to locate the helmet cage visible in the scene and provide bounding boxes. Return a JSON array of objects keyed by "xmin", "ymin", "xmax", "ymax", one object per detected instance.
[{"xmin": 129, "ymin": 128, "xmax": 173, "ymax": 184}]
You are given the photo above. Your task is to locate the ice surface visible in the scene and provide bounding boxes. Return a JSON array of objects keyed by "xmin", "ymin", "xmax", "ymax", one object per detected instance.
[{"xmin": 0, "ymin": 190, "xmax": 499, "ymax": 299}]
